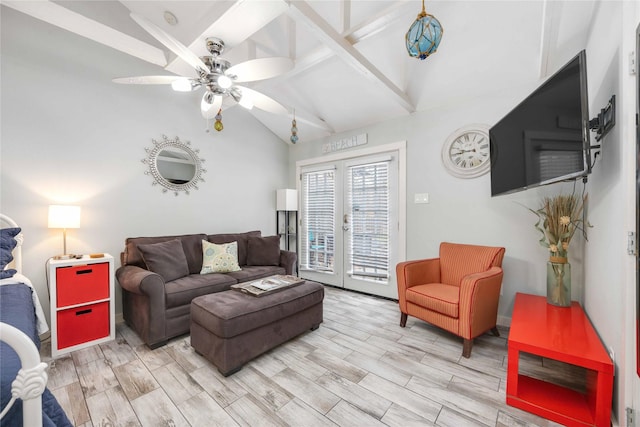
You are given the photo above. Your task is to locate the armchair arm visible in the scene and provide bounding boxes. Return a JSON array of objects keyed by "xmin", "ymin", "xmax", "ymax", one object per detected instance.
[
  {"xmin": 396, "ymin": 258, "xmax": 440, "ymax": 312},
  {"xmin": 458, "ymin": 266, "xmax": 504, "ymax": 340},
  {"xmin": 279, "ymin": 250, "xmax": 297, "ymax": 275}
]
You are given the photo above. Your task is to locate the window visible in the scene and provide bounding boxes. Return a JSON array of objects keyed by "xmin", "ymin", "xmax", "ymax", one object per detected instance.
[
  {"xmin": 300, "ymin": 168, "xmax": 335, "ymax": 272},
  {"xmin": 347, "ymin": 161, "xmax": 390, "ymax": 281}
]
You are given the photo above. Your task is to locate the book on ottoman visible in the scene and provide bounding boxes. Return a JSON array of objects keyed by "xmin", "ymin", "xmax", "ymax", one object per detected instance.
[{"xmin": 231, "ymin": 275, "xmax": 304, "ymax": 297}]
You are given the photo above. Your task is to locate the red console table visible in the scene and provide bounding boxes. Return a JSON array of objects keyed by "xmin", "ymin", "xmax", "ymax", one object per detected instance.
[{"xmin": 507, "ymin": 293, "xmax": 613, "ymax": 427}]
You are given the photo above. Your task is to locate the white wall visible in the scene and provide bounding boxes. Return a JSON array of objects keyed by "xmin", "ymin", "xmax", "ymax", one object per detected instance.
[
  {"xmin": 0, "ymin": 8, "xmax": 290, "ymax": 323},
  {"xmin": 583, "ymin": 1, "xmax": 639, "ymax": 423}
]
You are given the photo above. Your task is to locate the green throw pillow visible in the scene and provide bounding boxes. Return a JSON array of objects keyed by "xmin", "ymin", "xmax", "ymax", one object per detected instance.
[{"xmin": 200, "ymin": 240, "xmax": 241, "ymax": 274}]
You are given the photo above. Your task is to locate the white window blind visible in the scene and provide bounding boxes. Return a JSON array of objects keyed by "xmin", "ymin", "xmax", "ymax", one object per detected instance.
[
  {"xmin": 347, "ymin": 160, "xmax": 390, "ymax": 281},
  {"xmin": 301, "ymin": 169, "xmax": 335, "ymax": 272}
]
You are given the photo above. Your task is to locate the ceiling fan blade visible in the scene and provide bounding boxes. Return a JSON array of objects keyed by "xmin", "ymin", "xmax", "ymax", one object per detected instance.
[
  {"xmin": 235, "ymin": 86, "xmax": 288, "ymax": 115},
  {"xmin": 112, "ymin": 76, "xmax": 181, "ymax": 85},
  {"xmin": 130, "ymin": 13, "xmax": 209, "ymax": 74},
  {"xmin": 227, "ymin": 57, "xmax": 294, "ymax": 83},
  {"xmin": 201, "ymin": 95, "xmax": 223, "ymax": 119}
]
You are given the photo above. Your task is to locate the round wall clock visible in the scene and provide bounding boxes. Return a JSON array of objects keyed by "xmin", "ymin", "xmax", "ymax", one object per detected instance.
[{"xmin": 441, "ymin": 124, "xmax": 491, "ymax": 179}]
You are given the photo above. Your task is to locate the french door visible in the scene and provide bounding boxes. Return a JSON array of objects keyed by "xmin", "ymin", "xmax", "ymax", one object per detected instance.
[{"xmin": 297, "ymin": 144, "xmax": 405, "ymax": 300}]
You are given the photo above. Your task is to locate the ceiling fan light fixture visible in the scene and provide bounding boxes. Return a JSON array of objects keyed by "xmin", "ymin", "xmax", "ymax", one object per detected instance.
[
  {"xmin": 230, "ymin": 87, "xmax": 242, "ymax": 103},
  {"xmin": 217, "ymin": 74, "xmax": 232, "ymax": 89},
  {"xmin": 171, "ymin": 77, "xmax": 195, "ymax": 92},
  {"xmin": 405, "ymin": 0, "xmax": 443, "ymax": 60},
  {"xmin": 202, "ymin": 91, "xmax": 215, "ymax": 105}
]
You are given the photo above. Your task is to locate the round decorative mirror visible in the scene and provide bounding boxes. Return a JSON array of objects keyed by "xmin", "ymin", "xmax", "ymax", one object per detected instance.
[{"xmin": 142, "ymin": 135, "xmax": 206, "ymax": 195}]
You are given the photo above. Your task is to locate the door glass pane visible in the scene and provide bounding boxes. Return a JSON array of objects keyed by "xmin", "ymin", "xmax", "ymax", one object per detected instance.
[
  {"xmin": 301, "ymin": 169, "xmax": 335, "ymax": 272},
  {"xmin": 347, "ymin": 161, "xmax": 390, "ymax": 282}
]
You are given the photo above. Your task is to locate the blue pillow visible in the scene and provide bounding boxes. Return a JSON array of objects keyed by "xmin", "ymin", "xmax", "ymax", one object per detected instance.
[
  {"xmin": 1, "ymin": 227, "xmax": 21, "ymax": 271},
  {"xmin": 0, "ymin": 269, "xmax": 16, "ymax": 279}
]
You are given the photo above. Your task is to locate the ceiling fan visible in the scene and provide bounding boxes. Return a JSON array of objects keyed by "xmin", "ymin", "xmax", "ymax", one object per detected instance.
[{"xmin": 113, "ymin": 13, "xmax": 293, "ymax": 121}]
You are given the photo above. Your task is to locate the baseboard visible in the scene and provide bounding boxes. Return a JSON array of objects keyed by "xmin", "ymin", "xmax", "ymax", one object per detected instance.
[{"xmin": 497, "ymin": 314, "xmax": 511, "ymax": 328}]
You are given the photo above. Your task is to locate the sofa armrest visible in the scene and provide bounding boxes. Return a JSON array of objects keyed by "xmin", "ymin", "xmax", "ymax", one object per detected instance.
[
  {"xmin": 279, "ymin": 250, "xmax": 297, "ymax": 275},
  {"xmin": 396, "ymin": 258, "xmax": 440, "ymax": 312},
  {"xmin": 116, "ymin": 265, "xmax": 163, "ymax": 295},
  {"xmin": 458, "ymin": 266, "xmax": 504, "ymax": 339},
  {"xmin": 115, "ymin": 265, "xmax": 167, "ymax": 347}
]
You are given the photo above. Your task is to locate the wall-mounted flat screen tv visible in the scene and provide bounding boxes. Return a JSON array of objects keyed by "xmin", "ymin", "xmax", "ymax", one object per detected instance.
[{"xmin": 490, "ymin": 50, "xmax": 591, "ymax": 196}]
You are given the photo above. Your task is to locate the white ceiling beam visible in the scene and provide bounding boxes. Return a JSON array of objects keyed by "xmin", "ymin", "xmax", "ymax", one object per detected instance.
[
  {"xmin": 287, "ymin": 1, "xmax": 414, "ymax": 113},
  {"xmin": 166, "ymin": 0, "xmax": 289, "ymax": 75},
  {"xmin": 341, "ymin": 0, "xmax": 351, "ymax": 34},
  {"xmin": 3, "ymin": 0, "xmax": 167, "ymax": 67},
  {"xmin": 344, "ymin": 0, "xmax": 412, "ymax": 44},
  {"xmin": 538, "ymin": 0, "xmax": 562, "ymax": 78}
]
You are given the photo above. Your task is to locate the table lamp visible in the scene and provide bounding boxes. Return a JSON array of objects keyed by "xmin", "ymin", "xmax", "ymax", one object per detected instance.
[{"xmin": 48, "ymin": 205, "xmax": 81, "ymax": 260}]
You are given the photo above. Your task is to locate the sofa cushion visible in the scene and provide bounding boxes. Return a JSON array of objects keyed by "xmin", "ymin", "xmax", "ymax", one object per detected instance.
[
  {"xmin": 225, "ymin": 265, "xmax": 286, "ymax": 283},
  {"xmin": 137, "ymin": 239, "xmax": 190, "ymax": 283},
  {"xmin": 124, "ymin": 234, "xmax": 207, "ymax": 274},
  {"xmin": 208, "ymin": 231, "xmax": 260, "ymax": 267},
  {"xmin": 200, "ymin": 241, "xmax": 241, "ymax": 274},
  {"xmin": 165, "ymin": 273, "xmax": 237, "ymax": 309},
  {"xmin": 246, "ymin": 235, "xmax": 280, "ymax": 266}
]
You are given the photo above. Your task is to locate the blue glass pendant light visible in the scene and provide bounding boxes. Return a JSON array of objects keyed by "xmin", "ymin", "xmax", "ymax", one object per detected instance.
[{"xmin": 405, "ymin": 0, "xmax": 443, "ymax": 60}]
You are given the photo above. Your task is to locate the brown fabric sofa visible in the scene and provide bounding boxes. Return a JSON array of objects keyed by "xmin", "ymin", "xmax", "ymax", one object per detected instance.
[{"xmin": 116, "ymin": 230, "xmax": 296, "ymax": 348}]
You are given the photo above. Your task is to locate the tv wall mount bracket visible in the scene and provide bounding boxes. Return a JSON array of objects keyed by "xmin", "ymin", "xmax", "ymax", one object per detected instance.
[
  {"xmin": 587, "ymin": 94, "xmax": 615, "ymax": 169},
  {"xmin": 589, "ymin": 94, "xmax": 616, "ymax": 143}
]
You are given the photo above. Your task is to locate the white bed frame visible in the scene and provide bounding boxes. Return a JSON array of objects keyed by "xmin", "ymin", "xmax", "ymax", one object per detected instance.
[{"xmin": 0, "ymin": 213, "xmax": 46, "ymax": 427}]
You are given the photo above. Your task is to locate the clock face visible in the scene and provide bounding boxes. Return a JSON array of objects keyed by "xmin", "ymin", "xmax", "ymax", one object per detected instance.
[{"xmin": 441, "ymin": 125, "xmax": 491, "ymax": 178}]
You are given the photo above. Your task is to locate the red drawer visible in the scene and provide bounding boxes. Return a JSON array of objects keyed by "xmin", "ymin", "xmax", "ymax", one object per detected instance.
[
  {"xmin": 57, "ymin": 301, "xmax": 110, "ymax": 349},
  {"xmin": 56, "ymin": 262, "xmax": 109, "ymax": 307}
]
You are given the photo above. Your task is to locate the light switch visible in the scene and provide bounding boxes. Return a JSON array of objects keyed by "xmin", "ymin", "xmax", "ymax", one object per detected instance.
[{"xmin": 414, "ymin": 193, "xmax": 429, "ymax": 204}]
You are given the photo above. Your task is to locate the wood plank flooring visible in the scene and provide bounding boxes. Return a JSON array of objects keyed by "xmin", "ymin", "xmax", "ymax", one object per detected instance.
[{"xmin": 39, "ymin": 286, "xmax": 571, "ymax": 427}]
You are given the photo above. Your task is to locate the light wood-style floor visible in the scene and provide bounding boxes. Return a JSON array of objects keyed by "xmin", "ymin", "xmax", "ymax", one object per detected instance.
[{"xmin": 39, "ymin": 286, "xmax": 574, "ymax": 427}]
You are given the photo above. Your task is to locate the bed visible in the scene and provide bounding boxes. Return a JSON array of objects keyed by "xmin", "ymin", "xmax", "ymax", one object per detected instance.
[{"xmin": 0, "ymin": 214, "xmax": 72, "ymax": 427}]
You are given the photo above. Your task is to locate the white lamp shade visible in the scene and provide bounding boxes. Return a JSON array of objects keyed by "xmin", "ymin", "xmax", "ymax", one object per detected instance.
[
  {"xmin": 48, "ymin": 205, "xmax": 81, "ymax": 229},
  {"xmin": 276, "ymin": 189, "xmax": 297, "ymax": 211}
]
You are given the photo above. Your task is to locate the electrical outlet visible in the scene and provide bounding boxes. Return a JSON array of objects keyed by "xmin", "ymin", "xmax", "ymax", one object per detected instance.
[
  {"xmin": 608, "ymin": 346, "xmax": 615, "ymax": 364},
  {"xmin": 627, "ymin": 407, "xmax": 636, "ymax": 427}
]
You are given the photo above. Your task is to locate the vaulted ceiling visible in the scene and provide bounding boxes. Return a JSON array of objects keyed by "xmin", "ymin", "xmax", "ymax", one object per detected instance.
[{"xmin": 2, "ymin": 0, "xmax": 598, "ymax": 143}]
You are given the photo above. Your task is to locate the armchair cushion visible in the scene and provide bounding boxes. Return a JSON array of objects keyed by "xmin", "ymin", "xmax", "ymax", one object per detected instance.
[
  {"xmin": 406, "ymin": 283, "xmax": 459, "ymax": 318},
  {"xmin": 439, "ymin": 242, "xmax": 505, "ymax": 286}
]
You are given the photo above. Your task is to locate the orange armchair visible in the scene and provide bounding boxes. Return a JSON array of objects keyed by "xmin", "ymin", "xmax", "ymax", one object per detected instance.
[{"xmin": 396, "ymin": 242, "xmax": 505, "ymax": 358}]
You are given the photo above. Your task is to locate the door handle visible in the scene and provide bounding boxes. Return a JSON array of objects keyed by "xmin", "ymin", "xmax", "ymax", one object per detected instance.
[{"xmin": 343, "ymin": 214, "xmax": 349, "ymax": 231}]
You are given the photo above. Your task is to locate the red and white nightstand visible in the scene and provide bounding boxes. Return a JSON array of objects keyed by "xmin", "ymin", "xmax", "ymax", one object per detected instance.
[{"xmin": 47, "ymin": 254, "xmax": 115, "ymax": 357}]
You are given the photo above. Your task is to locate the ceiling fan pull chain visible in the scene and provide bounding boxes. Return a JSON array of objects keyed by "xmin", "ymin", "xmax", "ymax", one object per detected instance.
[{"xmin": 214, "ymin": 109, "xmax": 224, "ymax": 132}]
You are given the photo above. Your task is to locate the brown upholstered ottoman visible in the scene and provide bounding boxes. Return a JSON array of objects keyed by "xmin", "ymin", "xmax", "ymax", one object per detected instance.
[{"xmin": 190, "ymin": 280, "xmax": 324, "ymax": 376}]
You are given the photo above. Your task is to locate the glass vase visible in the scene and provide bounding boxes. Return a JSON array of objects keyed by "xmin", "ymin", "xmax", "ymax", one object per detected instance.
[{"xmin": 546, "ymin": 259, "xmax": 571, "ymax": 307}]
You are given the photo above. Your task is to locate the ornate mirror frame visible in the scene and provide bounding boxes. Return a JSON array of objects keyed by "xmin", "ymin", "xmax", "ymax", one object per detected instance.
[{"xmin": 142, "ymin": 135, "xmax": 206, "ymax": 196}]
